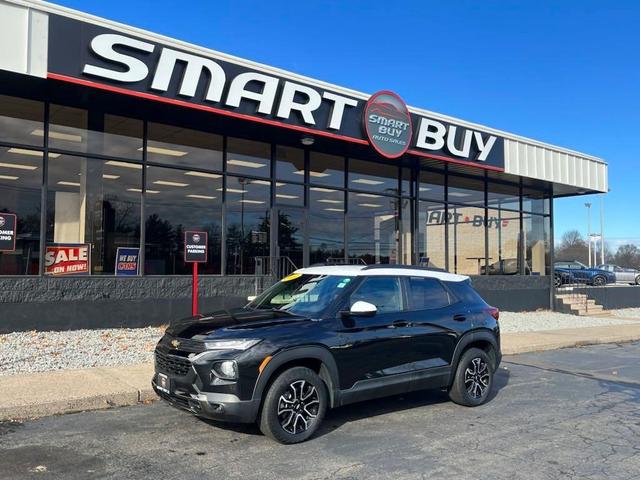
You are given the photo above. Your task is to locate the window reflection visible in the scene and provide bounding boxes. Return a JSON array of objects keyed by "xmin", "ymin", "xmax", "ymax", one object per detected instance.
[
  {"xmin": 276, "ymin": 146, "xmax": 305, "ymax": 183},
  {"xmin": 308, "ymin": 152, "xmax": 344, "ymax": 187},
  {"xmin": 225, "ymin": 176, "xmax": 270, "ymax": 274},
  {"xmin": 46, "ymin": 154, "xmax": 141, "ymax": 275},
  {"xmin": 448, "ymin": 175, "xmax": 485, "ymax": 206},
  {"xmin": 226, "ymin": 137, "xmax": 270, "ymax": 177},
  {"xmin": 0, "ymin": 95, "xmax": 44, "ymax": 147},
  {"xmin": 348, "ymin": 159, "xmax": 398, "ymax": 195},
  {"xmin": 309, "ymin": 188, "xmax": 344, "ymax": 264},
  {"xmin": 524, "ymin": 214, "xmax": 550, "ymax": 275},
  {"xmin": 348, "ymin": 192, "xmax": 398, "ymax": 264},
  {"xmin": 48, "ymin": 106, "xmax": 143, "ymax": 160},
  {"xmin": 419, "ymin": 170, "xmax": 445, "ymax": 201},
  {"xmin": 486, "ymin": 208, "xmax": 521, "ymax": 275},
  {"xmin": 0, "ymin": 147, "xmax": 42, "ymax": 275},
  {"xmin": 144, "ymin": 165, "xmax": 222, "ymax": 275},
  {"xmin": 448, "ymin": 205, "xmax": 486, "ymax": 275},
  {"xmin": 418, "ymin": 201, "xmax": 446, "ymax": 270},
  {"xmin": 147, "ymin": 123, "xmax": 223, "ymax": 170}
]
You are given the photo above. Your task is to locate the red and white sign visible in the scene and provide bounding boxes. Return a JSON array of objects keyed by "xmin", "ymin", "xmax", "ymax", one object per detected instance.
[{"xmin": 45, "ymin": 244, "xmax": 91, "ymax": 275}]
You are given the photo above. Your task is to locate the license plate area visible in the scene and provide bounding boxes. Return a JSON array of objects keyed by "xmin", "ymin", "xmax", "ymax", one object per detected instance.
[{"xmin": 157, "ymin": 373, "xmax": 170, "ymax": 394}]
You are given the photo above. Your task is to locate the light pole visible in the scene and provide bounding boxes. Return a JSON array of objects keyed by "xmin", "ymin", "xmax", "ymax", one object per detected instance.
[
  {"xmin": 600, "ymin": 194, "xmax": 605, "ymax": 264},
  {"xmin": 585, "ymin": 202, "xmax": 592, "ymax": 266}
]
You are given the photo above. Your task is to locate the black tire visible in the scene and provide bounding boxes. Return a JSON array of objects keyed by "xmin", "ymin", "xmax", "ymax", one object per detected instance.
[
  {"xmin": 593, "ymin": 275, "xmax": 606, "ymax": 286},
  {"xmin": 258, "ymin": 367, "xmax": 327, "ymax": 444},
  {"xmin": 554, "ymin": 273, "xmax": 563, "ymax": 288},
  {"xmin": 449, "ymin": 348, "xmax": 494, "ymax": 407},
  {"xmin": 636, "ymin": 276, "xmax": 640, "ymax": 286}
]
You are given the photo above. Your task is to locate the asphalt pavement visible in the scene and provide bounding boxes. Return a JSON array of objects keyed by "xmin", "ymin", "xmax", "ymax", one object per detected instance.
[{"xmin": 1, "ymin": 342, "xmax": 639, "ymax": 480}]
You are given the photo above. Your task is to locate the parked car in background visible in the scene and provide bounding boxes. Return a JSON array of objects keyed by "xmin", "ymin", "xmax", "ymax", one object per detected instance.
[
  {"xmin": 554, "ymin": 261, "xmax": 616, "ymax": 287},
  {"xmin": 596, "ymin": 264, "xmax": 640, "ymax": 285}
]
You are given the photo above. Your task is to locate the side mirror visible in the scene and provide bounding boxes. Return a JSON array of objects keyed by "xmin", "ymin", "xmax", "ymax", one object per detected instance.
[
  {"xmin": 345, "ymin": 301, "xmax": 377, "ymax": 317},
  {"xmin": 247, "ymin": 295, "xmax": 256, "ymax": 302}
]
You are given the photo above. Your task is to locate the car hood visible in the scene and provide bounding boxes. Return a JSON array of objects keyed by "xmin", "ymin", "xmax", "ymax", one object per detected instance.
[{"xmin": 165, "ymin": 308, "xmax": 310, "ymax": 338}]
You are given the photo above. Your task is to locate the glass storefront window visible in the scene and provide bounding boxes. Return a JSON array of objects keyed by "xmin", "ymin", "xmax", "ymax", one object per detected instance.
[
  {"xmin": 348, "ymin": 159, "xmax": 398, "ymax": 195},
  {"xmin": 523, "ymin": 187, "xmax": 550, "ymax": 215},
  {"xmin": 448, "ymin": 205, "xmax": 486, "ymax": 275},
  {"xmin": 400, "ymin": 197, "xmax": 412, "ymax": 265},
  {"xmin": 418, "ymin": 201, "xmax": 446, "ymax": 270},
  {"xmin": 275, "ymin": 183, "xmax": 304, "ymax": 206},
  {"xmin": 226, "ymin": 137, "xmax": 270, "ymax": 178},
  {"xmin": 448, "ymin": 174, "xmax": 485, "ymax": 207},
  {"xmin": 524, "ymin": 214, "xmax": 550, "ymax": 276},
  {"xmin": 309, "ymin": 187, "xmax": 344, "ymax": 264},
  {"xmin": 419, "ymin": 170, "xmax": 445, "ymax": 202},
  {"xmin": 48, "ymin": 106, "xmax": 143, "ymax": 160},
  {"xmin": 486, "ymin": 208, "xmax": 521, "ymax": 275},
  {"xmin": 401, "ymin": 167, "xmax": 412, "ymax": 197},
  {"xmin": 308, "ymin": 152, "xmax": 344, "ymax": 188},
  {"xmin": 225, "ymin": 176, "xmax": 270, "ymax": 274},
  {"xmin": 0, "ymin": 95, "xmax": 44, "ymax": 147},
  {"xmin": 0, "ymin": 147, "xmax": 42, "ymax": 275},
  {"xmin": 144, "ymin": 165, "xmax": 222, "ymax": 275},
  {"xmin": 46, "ymin": 154, "xmax": 141, "ymax": 275},
  {"xmin": 276, "ymin": 146, "xmax": 305, "ymax": 183},
  {"xmin": 487, "ymin": 181, "xmax": 520, "ymax": 211},
  {"xmin": 347, "ymin": 192, "xmax": 398, "ymax": 265},
  {"xmin": 147, "ymin": 123, "xmax": 223, "ymax": 171}
]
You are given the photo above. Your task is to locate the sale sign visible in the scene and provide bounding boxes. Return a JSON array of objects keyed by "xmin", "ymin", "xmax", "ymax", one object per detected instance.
[
  {"xmin": 45, "ymin": 244, "xmax": 91, "ymax": 275},
  {"xmin": 115, "ymin": 247, "xmax": 139, "ymax": 276}
]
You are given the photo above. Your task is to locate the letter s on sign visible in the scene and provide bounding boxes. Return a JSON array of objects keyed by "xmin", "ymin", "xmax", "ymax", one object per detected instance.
[{"xmin": 83, "ymin": 34, "xmax": 155, "ymax": 83}]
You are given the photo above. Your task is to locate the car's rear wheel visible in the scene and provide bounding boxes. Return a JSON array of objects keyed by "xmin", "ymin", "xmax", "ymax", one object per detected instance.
[
  {"xmin": 593, "ymin": 275, "xmax": 606, "ymax": 286},
  {"xmin": 259, "ymin": 366, "xmax": 327, "ymax": 444},
  {"xmin": 449, "ymin": 348, "xmax": 494, "ymax": 407}
]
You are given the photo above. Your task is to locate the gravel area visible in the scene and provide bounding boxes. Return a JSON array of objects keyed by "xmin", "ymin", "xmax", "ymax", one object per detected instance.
[
  {"xmin": 609, "ymin": 307, "xmax": 640, "ymax": 318},
  {"xmin": 2, "ymin": 309, "xmax": 640, "ymax": 376},
  {"xmin": 0, "ymin": 327, "xmax": 164, "ymax": 376},
  {"xmin": 499, "ymin": 310, "xmax": 640, "ymax": 333}
]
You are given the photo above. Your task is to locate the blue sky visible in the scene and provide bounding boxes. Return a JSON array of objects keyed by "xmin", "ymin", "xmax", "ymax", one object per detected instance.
[{"xmin": 55, "ymin": 0, "xmax": 640, "ymax": 249}]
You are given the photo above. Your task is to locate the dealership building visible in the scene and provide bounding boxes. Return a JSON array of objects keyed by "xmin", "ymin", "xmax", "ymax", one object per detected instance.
[{"xmin": 0, "ymin": 0, "xmax": 609, "ymax": 331}]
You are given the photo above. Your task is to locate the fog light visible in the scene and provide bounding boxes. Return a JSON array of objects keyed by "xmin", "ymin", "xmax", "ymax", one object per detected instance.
[{"xmin": 212, "ymin": 360, "xmax": 238, "ymax": 380}]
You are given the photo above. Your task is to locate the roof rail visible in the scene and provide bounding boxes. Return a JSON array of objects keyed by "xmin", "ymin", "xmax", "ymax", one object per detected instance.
[{"xmin": 361, "ymin": 264, "xmax": 447, "ymax": 273}]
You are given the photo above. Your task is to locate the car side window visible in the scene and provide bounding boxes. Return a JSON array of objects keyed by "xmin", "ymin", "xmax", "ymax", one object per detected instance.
[
  {"xmin": 350, "ymin": 277, "xmax": 402, "ymax": 314},
  {"xmin": 407, "ymin": 277, "xmax": 451, "ymax": 311}
]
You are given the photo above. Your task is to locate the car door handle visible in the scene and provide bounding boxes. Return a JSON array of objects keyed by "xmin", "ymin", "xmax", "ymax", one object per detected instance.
[
  {"xmin": 453, "ymin": 314, "xmax": 467, "ymax": 322},
  {"xmin": 392, "ymin": 320, "xmax": 412, "ymax": 328}
]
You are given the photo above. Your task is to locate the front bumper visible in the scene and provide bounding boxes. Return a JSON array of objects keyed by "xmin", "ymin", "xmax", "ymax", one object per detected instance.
[{"xmin": 152, "ymin": 374, "xmax": 260, "ymax": 423}]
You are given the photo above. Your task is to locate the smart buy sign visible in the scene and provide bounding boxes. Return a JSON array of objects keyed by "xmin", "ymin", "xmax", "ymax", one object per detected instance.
[{"xmin": 45, "ymin": 244, "xmax": 91, "ymax": 275}]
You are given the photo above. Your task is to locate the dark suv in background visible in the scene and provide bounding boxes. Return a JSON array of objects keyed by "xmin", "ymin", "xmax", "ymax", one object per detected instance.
[{"xmin": 152, "ymin": 265, "xmax": 501, "ymax": 444}]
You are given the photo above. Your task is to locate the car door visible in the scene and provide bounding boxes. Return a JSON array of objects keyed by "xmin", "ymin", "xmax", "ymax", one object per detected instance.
[
  {"xmin": 400, "ymin": 276, "xmax": 468, "ymax": 389},
  {"xmin": 332, "ymin": 275, "xmax": 416, "ymax": 395}
]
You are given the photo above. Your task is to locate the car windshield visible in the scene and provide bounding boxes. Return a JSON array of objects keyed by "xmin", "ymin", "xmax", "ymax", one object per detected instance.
[{"xmin": 249, "ymin": 274, "xmax": 354, "ymax": 317}]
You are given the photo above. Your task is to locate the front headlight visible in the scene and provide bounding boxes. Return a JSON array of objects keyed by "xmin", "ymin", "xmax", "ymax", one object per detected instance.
[
  {"xmin": 211, "ymin": 360, "xmax": 238, "ymax": 380},
  {"xmin": 203, "ymin": 339, "xmax": 262, "ymax": 351}
]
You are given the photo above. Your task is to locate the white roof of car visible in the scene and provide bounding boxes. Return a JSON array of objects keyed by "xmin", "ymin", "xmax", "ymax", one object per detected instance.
[{"xmin": 293, "ymin": 265, "xmax": 469, "ymax": 282}]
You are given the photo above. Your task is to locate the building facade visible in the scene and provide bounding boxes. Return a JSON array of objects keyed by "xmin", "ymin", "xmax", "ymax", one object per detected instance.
[{"xmin": 0, "ymin": 0, "xmax": 608, "ymax": 331}]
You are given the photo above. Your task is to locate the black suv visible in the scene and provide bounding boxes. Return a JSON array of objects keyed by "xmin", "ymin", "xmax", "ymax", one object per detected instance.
[{"xmin": 152, "ymin": 265, "xmax": 501, "ymax": 444}]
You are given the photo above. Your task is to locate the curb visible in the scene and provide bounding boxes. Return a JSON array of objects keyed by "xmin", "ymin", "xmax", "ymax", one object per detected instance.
[{"xmin": 2, "ymin": 327, "xmax": 640, "ymax": 422}]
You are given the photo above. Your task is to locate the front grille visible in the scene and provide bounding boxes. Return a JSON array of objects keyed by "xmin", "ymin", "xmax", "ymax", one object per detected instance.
[{"xmin": 155, "ymin": 350, "xmax": 192, "ymax": 376}]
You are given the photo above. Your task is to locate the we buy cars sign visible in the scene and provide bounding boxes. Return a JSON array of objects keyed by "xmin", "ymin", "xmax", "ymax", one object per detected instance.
[{"xmin": 45, "ymin": 244, "xmax": 91, "ymax": 275}]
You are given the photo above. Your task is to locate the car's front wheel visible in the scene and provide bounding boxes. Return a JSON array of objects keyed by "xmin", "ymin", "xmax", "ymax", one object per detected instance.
[
  {"xmin": 636, "ymin": 276, "xmax": 640, "ymax": 286},
  {"xmin": 449, "ymin": 348, "xmax": 494, "ymax": 407},
  {"xmin": 593, "ymin": 275, "xmax": 606, "ymax": 286},
  {"xmin": 259, "ymin": 366, "xmax": 327, "ymax": 444}
]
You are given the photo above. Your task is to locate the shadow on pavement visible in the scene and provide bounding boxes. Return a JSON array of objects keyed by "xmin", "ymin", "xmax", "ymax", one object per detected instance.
[{"xmin": 199, "ymin": 367, "xmax": 511, "ymax": 439}]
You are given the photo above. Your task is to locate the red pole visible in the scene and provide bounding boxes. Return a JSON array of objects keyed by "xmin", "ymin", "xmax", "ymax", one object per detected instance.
[{"xmin": 192, "ymin": 262, "xmax": 199, "ymax": 316}]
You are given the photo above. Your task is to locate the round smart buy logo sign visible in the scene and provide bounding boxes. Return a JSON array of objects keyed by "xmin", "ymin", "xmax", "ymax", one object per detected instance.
[{"xmin": 364, "ymin": 90, "xmax": 412, "ymax": 159}]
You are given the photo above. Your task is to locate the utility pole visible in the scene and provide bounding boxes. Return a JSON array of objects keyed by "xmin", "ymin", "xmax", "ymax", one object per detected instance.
[
  {"xmin": 600, "ymin": 194, "xmax": 605, "ymax": 264},
  {"xmin": 585, "ymin": 202, "xmax": 592, "ymax": 267}
]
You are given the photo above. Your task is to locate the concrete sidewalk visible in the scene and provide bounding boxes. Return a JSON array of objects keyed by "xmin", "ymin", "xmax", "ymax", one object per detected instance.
[{"xmin": 2, "ymin": 322, "xmax": 640, "ymax": 422}]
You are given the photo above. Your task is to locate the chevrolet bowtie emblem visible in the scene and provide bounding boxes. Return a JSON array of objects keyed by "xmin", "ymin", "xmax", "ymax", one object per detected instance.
[{"xmin": 170, "ymin": 339, "xmax": 180, "ymax": 348}]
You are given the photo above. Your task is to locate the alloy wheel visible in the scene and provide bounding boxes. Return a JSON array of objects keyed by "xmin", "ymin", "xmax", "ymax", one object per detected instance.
[
  {"xmin": 464, "ymin": 357, "xmax": 490, "ymax": 399},
  {"xmin": 277, "ymin": 379, "xmax": 320, "ymax": 435}
]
